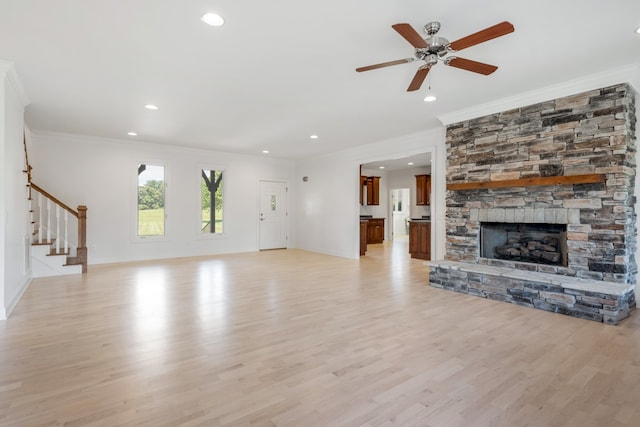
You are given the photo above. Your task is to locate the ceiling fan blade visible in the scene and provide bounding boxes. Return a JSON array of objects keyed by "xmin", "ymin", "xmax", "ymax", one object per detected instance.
[
  {"xmin": 449, "ymin": 21, "xmax": 514, "ymax": 51},
  {"xmin": 407, "ymin": 67, "xmax": 431, "ymax": 92},
  {"xmin": 356, "ymin": 58, "xmax": 415, "ymax": 72},
  {"xmin": 392, "ymin": 23, "xmax": 428, "ymax": 48},
  {"xmin": 446, "ymin": 57, "xmax": 498, "ymax": 75}
]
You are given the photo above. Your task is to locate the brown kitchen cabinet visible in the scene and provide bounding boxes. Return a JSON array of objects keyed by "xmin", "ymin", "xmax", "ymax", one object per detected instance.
[
  {"xmin": 367, "ymin": 218, "xmax": 385, "ymax": 244},
  {"xmin": 360, "ymin": 220, "xmax": 368, "ymax": 255},
  {"xmin": 360, "ymin": 175, "xmax": 367, "ymax": 205},
  {"xmin": 415, "ymin": 174, "xmax": 431, "ymax": 206},
  {"xmin": 409, "ymin": 220, "xmax": 431, "ymax": 260},
  {"xmin": 366, "ymin": 176, "xmax": 380, "ymax": 206}
]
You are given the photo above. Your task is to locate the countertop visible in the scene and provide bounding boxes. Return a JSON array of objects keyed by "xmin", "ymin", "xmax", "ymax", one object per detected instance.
[{"xmin": 409, "ymin": 218, "xmax": 431, "ymax": 222}]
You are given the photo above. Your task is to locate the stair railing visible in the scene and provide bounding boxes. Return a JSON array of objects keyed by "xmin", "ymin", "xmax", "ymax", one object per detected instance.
[{"xmin": 29, "ymin": 183, "xmax": 88, "ymax": 273}]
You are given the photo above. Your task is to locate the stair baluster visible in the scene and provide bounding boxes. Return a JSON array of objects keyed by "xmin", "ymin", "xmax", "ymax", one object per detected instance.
[
  {"xmin": 55, "ymin": 205, "xmax": 60, "ymax": 254},
  {"xmin": 64, "ymin": 211, "xmax": 69, "ymax": 255},
  {"xmin": 46, "ymin": 199, "xmax": 51, "ymax": 245},
  {"xmin": 38, "ymin": 192, "xmax": 43, "ymax": 244}
]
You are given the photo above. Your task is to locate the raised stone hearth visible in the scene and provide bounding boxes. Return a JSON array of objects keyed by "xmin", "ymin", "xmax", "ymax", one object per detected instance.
[
  {"xmin": 433, "ymin": 83, "xmax": 638, "ymax": 324},
  {"xmin": 427, "ymin": 260, "xmax": 635, "ymax": 324}
]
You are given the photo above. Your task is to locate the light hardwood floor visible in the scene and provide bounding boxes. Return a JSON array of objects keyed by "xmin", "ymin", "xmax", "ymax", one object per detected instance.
[{"xmin": 2, "ymin": 240, "xmax": 640, "ymax": 426}]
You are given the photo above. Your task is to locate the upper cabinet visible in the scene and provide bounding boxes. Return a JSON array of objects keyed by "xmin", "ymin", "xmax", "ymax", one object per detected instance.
[
  {"xmin": 366, "ymin": 176, "xmax": 380, "ymax": 205},
  {"xmin": 415, "ymin": 174, "xmax": 431, "ymax": 206},
  {"xmin": 359, "ymin": 170, "xmax": 381, "ymax": 206}
]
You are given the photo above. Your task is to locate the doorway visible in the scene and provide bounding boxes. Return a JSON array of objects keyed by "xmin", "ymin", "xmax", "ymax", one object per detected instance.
[
  {"xmin": 391, "ymin": 188, "xmax": 410, "ymax": 241},
  {"xmin": 259, "ymin": 181, "xmax": 288, "ymax": 250}
]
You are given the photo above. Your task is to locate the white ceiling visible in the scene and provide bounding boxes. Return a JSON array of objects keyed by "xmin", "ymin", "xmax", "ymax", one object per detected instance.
[
  {"xmin": 362, "ymin": 152, "xmax": 431, "ymax": 172},
  {"xmin": 1, "ymin": 1, "xmax": 639, "ymax": 160}
]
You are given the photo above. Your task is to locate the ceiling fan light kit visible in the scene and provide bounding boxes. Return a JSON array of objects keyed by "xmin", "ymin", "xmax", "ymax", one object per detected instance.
[
  {"xmin": 201, "ymin": 12, "xmax": 225, "ymax": 27},
  {"xmin": 356, "ymin": 20, "xmax": 514, "ymax": 92}
]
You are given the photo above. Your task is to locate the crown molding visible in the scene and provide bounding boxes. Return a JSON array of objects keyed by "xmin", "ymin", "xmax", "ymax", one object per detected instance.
[
  {"xmin": 0, "ymin": 59, "xmax": 30, "ymax": 107},
  {"xmin": 437, "ymin": 63, "xmax": 640, "ymax": 126}
]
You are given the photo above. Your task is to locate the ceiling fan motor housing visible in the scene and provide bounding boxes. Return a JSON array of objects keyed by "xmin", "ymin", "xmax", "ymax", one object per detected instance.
[{"xmin": 415, "ymin": 34, "xmax": 450, "ymax": 65}]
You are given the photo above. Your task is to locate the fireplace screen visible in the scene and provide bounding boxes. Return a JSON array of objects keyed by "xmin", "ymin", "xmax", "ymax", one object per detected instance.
[{"xmin": 480, "ymin": 222, "xmax": 568, "ymax": 266}]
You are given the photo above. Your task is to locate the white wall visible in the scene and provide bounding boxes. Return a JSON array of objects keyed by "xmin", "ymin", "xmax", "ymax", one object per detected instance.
[
  {"xmin": 387, "ymin": 166, "xmax": 432, "ymax": 220},
  {"xmin": 294, "ymin": 152, "xmax": 357, "ymax": 258},
  {"xmin": 295, "ymin": 128, "xmax": 447, "ymax": 259},
  {"xmin": 0, "ymin": 67, "xmax": 5, "ymax": 318},
  {"xmin": 30, "ymin": 132, "xmax": 296, "ymax": 265},
  {"xmin": 0, "ymin": 62, "xmax": 30, "ymax": 319}
]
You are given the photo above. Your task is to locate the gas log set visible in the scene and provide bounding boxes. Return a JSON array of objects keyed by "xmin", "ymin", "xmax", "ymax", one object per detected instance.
[{"xmin": 494, "ymin": 234, "xmax": 561, "ymax": 265}]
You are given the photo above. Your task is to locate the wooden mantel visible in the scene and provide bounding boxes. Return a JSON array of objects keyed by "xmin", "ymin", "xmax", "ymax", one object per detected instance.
[{"xmin": 447, "ymin": 174, "xmax": 605, "ymax": 191}]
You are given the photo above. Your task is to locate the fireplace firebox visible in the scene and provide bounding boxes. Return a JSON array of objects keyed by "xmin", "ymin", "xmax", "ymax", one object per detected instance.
[{"xmin": 480, "ymin": 222, "xmax": 568, "ymax": 267}]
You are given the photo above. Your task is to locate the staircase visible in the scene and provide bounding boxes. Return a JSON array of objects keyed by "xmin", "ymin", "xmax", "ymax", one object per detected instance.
[{"xmin": 24, "ymin": 135, "xmax": 88, "ymax": 277}]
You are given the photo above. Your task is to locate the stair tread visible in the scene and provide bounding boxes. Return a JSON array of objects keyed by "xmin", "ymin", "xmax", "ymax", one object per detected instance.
[
  {"xmin": 48, "ymin": 252, "xmax": 70, "ymax": 256},
  {"xmin": 32, "ymin": 240, "xmax": 55, "ymax": 246}
]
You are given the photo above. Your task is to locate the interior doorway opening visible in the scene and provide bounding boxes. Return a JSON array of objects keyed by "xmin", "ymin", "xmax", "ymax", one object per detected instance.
[{"xmin": 391, "ymin": 188, "xmax": 410, "ymax": 240}]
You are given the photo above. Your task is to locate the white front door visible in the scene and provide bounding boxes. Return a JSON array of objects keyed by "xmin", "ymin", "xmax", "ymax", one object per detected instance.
[{"xmin": 259, "ymin": 181, "xmax": 288, "ymax": 250}]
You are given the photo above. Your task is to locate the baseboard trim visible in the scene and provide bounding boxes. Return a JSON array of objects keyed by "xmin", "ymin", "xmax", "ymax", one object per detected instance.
[{"xmin": 3, "ymin": 275, "xmax": 33, "ymax": 319}]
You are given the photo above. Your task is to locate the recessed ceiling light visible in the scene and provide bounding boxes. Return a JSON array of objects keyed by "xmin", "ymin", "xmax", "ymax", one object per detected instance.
[
  {"xmin": 379, "ymin": 166, "xmax": 385, "ymax": 169},
  {"xmin": 424, "ymin": 95, "xmax": 437, "ymax": 102},
  {"xmin": 310, "ymin": 135, "xmax": 319, "ymax": 139},
  {"xmin": 408, "ymin": 162, "xmax": 414, "ymax": 165},
  {"xmin": 262, "ymin": 150, "xmax": 269, "ymax": 154},
  {"xmin": 202, "ymin": 13, "xmax": 224, "ymax": 27},
  {"xmin": 127, "ymin": 132, "xmax": 138, "ymax": 136},
  {"xmin": 636, "ymin": 27, "xmax": 640, "ymax": 34},
  {"xmin": 144, "ymin": 104, "xmax": 158, "ymax": 110}
]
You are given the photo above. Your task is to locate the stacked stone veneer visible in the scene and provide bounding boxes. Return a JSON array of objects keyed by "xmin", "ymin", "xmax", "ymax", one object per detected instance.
[
  {"xmin": 428, "ymin": 261, "xmax": 635, "ymax": 324},
  {"xmin": 432, "ymin": 83, "xmax": 638, "ymax": 323}
]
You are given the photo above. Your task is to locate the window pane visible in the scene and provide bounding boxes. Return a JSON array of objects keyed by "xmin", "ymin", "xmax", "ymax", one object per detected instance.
[
  {"xmin": 201, "ymin": 169, "xmax": 224, "ymax": 234},
  {"xmin": 137, "ymin": 164, "xmax": 165, "ymax": 236}
]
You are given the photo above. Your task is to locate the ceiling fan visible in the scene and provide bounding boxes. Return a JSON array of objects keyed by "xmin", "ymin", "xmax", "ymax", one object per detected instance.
[{"xmin": 356, "ymin": 21, "xmax": 514, "ymax": 92}]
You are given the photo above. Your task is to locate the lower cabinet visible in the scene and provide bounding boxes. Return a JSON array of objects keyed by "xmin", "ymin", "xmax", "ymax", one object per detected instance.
[
  {"xmin": 360, "ymin": 220, "xmax": 368, "ymax": 255},
  {"xmin": 409, "ymin": 221, "xmax": 431, "ymax": 260},
  {"xmin": 367, "ymin": 218, "xmax": 385, "ymax": 244}
]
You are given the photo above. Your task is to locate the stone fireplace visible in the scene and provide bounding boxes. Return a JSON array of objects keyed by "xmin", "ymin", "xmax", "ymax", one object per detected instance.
[{"xmin": 428, "ymin": 83, "xmax": 637, "ymax": 324}]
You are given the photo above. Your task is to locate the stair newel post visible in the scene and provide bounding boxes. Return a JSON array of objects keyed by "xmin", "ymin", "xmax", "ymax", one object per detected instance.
[{"xmin": 77, "ymin": 205, "xmax": 88, "ymax": 273}]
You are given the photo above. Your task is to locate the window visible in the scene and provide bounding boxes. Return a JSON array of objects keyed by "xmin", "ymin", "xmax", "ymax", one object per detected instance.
[
  {"xmin": 137, "ymin": 164, "xmax": 165, "ymax": 237},
  {"xmin": 201, "ymin": 169, "xmax": 224, "ymax": 234}
]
